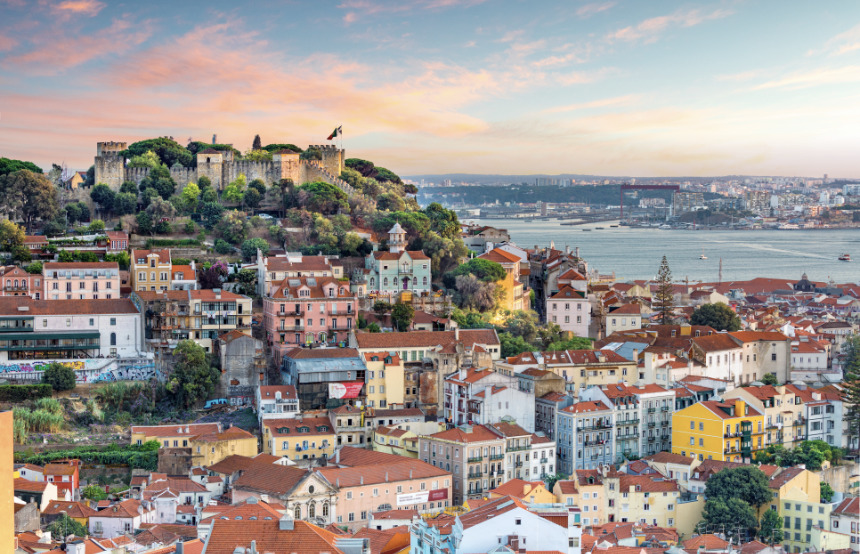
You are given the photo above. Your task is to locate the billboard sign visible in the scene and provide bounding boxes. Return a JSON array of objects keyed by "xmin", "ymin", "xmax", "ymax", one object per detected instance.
[
  {"xmin": 329, "ymin": 381, "xmax": 364, "ymax": 399},
  {"xmin": 396, "ymin": 488, "xmax": 448, "ymax": 506}
]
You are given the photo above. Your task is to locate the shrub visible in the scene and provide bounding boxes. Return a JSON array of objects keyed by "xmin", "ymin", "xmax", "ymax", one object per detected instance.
[
  {"xmin": 42, "ymin": 362, "xmax": 76, "ymax": 391},
  {"xmin": 0, "ymin": 384, "xmax": 52, "ymax": 402}
]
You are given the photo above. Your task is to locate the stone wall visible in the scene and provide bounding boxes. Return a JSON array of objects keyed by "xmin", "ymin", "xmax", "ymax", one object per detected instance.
[
  {"xmin": 157, "ymin": 447, "xmax": 192, "ymax": 476},
  {"xmin": 819, "ymin": 463, "xmax": 860, "ymax": 493}
]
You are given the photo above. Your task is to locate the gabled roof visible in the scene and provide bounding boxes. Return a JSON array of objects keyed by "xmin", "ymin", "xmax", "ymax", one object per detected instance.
[
  {"xmin": 204, "ymin": 519, "xmax": 345, "ymax": 554},
  {"xmin": 354, "ymin": 329, "xmax": 499, "ymax": 349},
  {"xmin": 692, "ymin": 333, "xmax": 742, "ymax": 352},
  {"xmin": 232, "ymin": 463, "xmax": 310, "ymax": 496},
  {"xmin": 457, "ymin": 496, "xmax": 528, "ymax": 529},
  {"xmin": 832, "ymin": 496, "xmax": 859, "ymax": 518},
  {"xmin": 477, "ymin": 248, "xmax": 521, "ymax": 264},
  {"xmin": 425, "ymin": 424, "xmax": 502, "ymax": 444}
]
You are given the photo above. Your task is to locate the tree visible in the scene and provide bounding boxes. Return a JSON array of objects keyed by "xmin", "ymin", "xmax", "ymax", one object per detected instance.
[
  {"xmin": 543, "ymin": 472, "xmax": 567, "ymax": 491},
  {"xmin": 82, "ymin": 484, "xmax": 107, "ymax": 501},
  {"xmin": 373, "ymin": 300, "xmax": 392, "ymax": 316},
  {"xmin": 241, "ymin": 238, "xmax": 269, "ymax": 261},
  {"xmin": 243, "ymin": 149, "xmax": 272, "ymax": 162},
  {"xmin": 216, "ymin": 211, "xmax": 249, "ymax": 244},
  {"xmin": 761, "ymin": 373, "xmax": 778, "ymax": 386},
  {"xmin": 214, "ymin": 239, "xmax": 233, "ymax": 254},
  {"xmin": 443, "ymin": 258, "xmax": 506, "ymax": 289},
  {"xmin": 200, "ymin": 201, "xmax": 224, "ymax": 229},
  {"xmin": 126, "ymin": 137, "xmax": 192, "ymax": 168},
  {"xmin": 0, "ymin": 219, "xmax": 25, "ymax": 253},
  {"xmin": 47, "ymin": 513, "xmax": 87, "ymax": 539},
  {"xmin": 243, "ymin": 187, "xmax": 262, "ymax": 209},
  {"xmin": 820, "ymin": 481, "xmax": 834, "ymax": 502},
  {"xmin": 88, "ymin": 219, "xmax": 105, "ymax": 233},
  {"xmin": 252, "ymin": 134, "xmax": 262, "ymax": 150},
  {"xmin": 146, "ymin": 197, "xmax": 176, "ymax": 222},
  {"xmin": 701, "ymin": 497, "xmax": 759, "ymax": 543},
  {"xmin": 120, "ymin": 180, "xmax": 138, "ymax": 195},
  {"xmin": 377, "ymin": 192, "xmax": 406, "ymax": 212},
  {"xmin": 166, "ymin": 340, "xmax": 219, "ymax": 409},
  {"xmin": 759, "ymin": 508, "xmax": 784, "ymax": 544},
  {"xmin": 546, "ymin": 336, "xmax": 594, "ymax": 351},
  {"xmin": 223, "ymin": 174, "xmax": 247, "ymax": 204},
  {"xmin": 655, "ymin": 255, "xmax": 674, "ymax": 325},
  {"xmin": 127, "ymin": 150, "xmax": 161, "ymax": 169},
  {"xmin": 199, "ymin": 261, "xmax": 228, "ymax": 289},
  {"xmin": 201, "ymin": 186, "xmax": 218, "ymax": 203},
  {"xmin": 136, "ymin": 212, "xmax": 153, "ymax": 235},
  {"xmin": 690, "ymin": 303, "xmax": 741, "ymax": 331},
  {"xmin": 453, "ymin": 274, "xmax": 500, "ymax": 312},
  {"xmin": 367, "ymin": 322, "xmax": 381, "ymax": 333},
  {"xmin": 42, "ymin": 362, "xmax": 76, "ymax": 391},
  {"xmin": 24, "ymin": 262, "xmax": 42, "ymax": 274},
  {"xmin": 113, "ymin": 192, "xmax": 138, "ymax": 215},
  {"xmin": 499, "ymin": 331, "xmax": 533, "ymax": 357},
  {"xmin": 180, "ymin": 182, "xmax": 200, "ymax": 214},
  {"xmin": 90, "ymin": 184, "xmax": 116, "ymax": 215},
  {"xmin": 0, "ymin": 157, "xmax": 42, "ymax": 176},
  {"xmin": 297, "ymin": 181, "xmax": 348, "ymax": 215},
  {"xmin": 197, "ymin": 175, "xmax": 212, "ymax": 190},
  {"xmin": 391, "ymin": 303, "xmax": 415, "ymax": 332},
  {"xmin": 705, "ymin": 466, "xmax": 772, "ymax": 509},
  {"xmin": 0, "ymin": 170, "xmax": 59, "ymax": 230}
]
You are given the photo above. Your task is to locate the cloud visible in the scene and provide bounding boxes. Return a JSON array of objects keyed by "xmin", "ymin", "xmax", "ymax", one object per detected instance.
[
  {"xmin": 0, "ymin": 34, "xmax": 17, "ymax": 51},
  {"xmin": 576, "ymin": 2, "xmax": 615, "ymax": 18},
  {"xmin": 556, "ymin": 67, "xmax": 617, "ymax": 86},
  {"xmin": 607, "ymin": 7, "xmax": 733, "ymax": 43},
  {"xmin": 752, "ymin": 66, "xmax": 860, "ymax": 90},
  {"xmin": 808, "ymin": 22, "xmax": 860, "ymax": 57},
  {"xmin": 54, "ymin": 0, "xmax": 106, "ymax": 16},
  {"xmin": 542, "ymin": 94, "xmax": 639, "ymax": 114},
  {"xmin": 715, "ymin": 70, "xmax": 761, "ymax": 82},
  {"xmin": 3, "ymin": 17, "xmax": 152, "ymax": 74},
  {"xmin": 337, "ymin": 0, "xmax": 488, "ymax": 22}
]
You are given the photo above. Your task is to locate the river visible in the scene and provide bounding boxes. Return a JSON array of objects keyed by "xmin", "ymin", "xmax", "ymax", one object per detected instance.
[{"xmin": 469, "ymin": 219, "xmax": 860, "ymax": 283}]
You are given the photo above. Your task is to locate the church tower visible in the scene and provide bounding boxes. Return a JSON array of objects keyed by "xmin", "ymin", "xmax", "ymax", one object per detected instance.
[{"xmin": 388, "ymin": 222, "xmax": 407, "ymax": 254}]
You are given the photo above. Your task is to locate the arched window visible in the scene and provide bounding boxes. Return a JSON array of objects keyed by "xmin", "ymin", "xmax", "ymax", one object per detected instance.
[
  {"xmin": 110, "ymin": 332, "xmax": 116, "ymax": 346},
  {"xmin": 309, "ymin": 503, "xmax": 316, "ymax": 518},
  {"xmin": 294, "ymin": 505, "xmax": 301, "ymax": 520},
  {"xmin": 4, "ymin": 280, "xmax": 9, "ymax": 287},
  {"xmin": 412, "ymin": 277, "xmax": 417, "ymax": 287},
  {"xmin": 383, "ymin": 277, "xmax": 388, "ymax": 287},
  {"xmin": 322, "ymin": 502, "xmax": 329, "ymax": 517},
  {"xmin": 14, "ymin": 280, "xmax": 18, "ymax": 287},
  {"xmin": 423, "ymin": 276, "xmax": 428, "ymax": 285},
  {"xmin": 369, "ymin": 278, "xmax": 375, "ymax": 288}
]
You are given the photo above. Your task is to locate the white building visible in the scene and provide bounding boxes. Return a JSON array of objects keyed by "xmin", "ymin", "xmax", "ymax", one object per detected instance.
[
  {"xmin": 0, "ymin": 297, "xmax": 142, "ymax": 362},
  {"xmin": 256, "ymin": 385, "xmax": 300, "ymax": 423},
  {"xmin": 89, "ymin": 499, "xmax": 155, "ymax": 538}
]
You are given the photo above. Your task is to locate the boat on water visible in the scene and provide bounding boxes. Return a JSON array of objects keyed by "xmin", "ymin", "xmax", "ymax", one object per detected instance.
[
  {"xmin": 582, "ymin": 229, "xmax": 592, "ymax": 232},
  {"xmin": 595, "ymin": 226, "xmax": 605, "ymax": 230},
  {"xmin": 699, "ymin": 247, "xmax": 707, "ymax": 260},
  {"xmin": 610, "ymin": 225, "xmax": 619, "ymax": 228},
  {"xmin": 838, "ymin": 253, "xmax": 851, "ymax": 261}
]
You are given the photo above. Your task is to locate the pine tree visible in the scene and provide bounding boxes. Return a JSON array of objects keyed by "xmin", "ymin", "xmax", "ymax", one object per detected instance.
[
  {"xmin": 252, "ymin": 134, "xmax": 262, "ymax": 150},
  {"xmin": 655, "ymin": 255, "xmax": 674, "ymax": 325}
]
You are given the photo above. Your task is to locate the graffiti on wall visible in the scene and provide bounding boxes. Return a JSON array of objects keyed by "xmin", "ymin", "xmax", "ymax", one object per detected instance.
[{"xmin": 0, "ymin": 359, "xmax": 155, "ymax": 383}]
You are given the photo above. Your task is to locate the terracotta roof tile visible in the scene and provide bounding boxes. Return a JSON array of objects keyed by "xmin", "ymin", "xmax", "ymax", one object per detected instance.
[
  {"xmin": 355, "ymin": 329, "xmax": 499, "ymax": 350},
  {"xmin": 204, "ymin": 519, "xmax": 345, "ymax": 554}
]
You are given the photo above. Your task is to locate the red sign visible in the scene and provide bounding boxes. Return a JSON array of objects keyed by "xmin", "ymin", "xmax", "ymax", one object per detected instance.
[
  {"xmin": 428, "ymin": 489, "xmax": 448, "ymax": 501},
  {"xmin": 329, "ymin": 381, "xmax": 364, "ymax": 399}
]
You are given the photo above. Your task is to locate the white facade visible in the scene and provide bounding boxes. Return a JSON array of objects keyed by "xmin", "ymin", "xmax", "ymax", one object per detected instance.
[
  {"xmin": 455, "ymin": 505, "xmax": 581, "ymax": 554},
  {"xmin": 806, "ymin": 400, "xmax": 842, "ymax": 448},
  {"xmin": 547, "ymin": 294, "xmax": 591, "ymax": 338},
  {"xmin": 472, "ymin": 386, "xmax": 536, "ymax": 433},
  {"xmin": 89, "ymin": 505, "xmax": 155, "ymax": 538}
]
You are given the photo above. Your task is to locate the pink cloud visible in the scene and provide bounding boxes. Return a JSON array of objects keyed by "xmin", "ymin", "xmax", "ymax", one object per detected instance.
[
  {"xmin": 3, "ymin": 17, "xmax": 152, "ymax": 74},
  {"xmin": 0, "ymin": 34, "xmax": 18, "ymax": 51},
  {"xmin": 54, "ymin": 0, "xmax": 105, "ymax": 16},
  {"xmin": 576, "ymin": 2, "xmax": 615, "ymax": 18},
  {"xmin": 607, "ymin": 7, "xmax": 732, "ymax": 43}
]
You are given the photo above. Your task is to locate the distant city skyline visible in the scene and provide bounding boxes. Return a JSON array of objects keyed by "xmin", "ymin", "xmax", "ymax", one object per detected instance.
[{"xmin": 1, "ymin": 1, "xmax": 859, "ymax": 177}]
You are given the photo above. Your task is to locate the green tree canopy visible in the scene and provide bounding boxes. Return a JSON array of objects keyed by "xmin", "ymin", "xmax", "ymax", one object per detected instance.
[
  {"xmin": 759, "ymin": 508, "xmax": 784, "ymax": 544},
  {"xmin": 761, "ymin": 373, "xmax": 778, "ymax": 386},
  {"xmin": 391, "ymin": 302, "xmax": 415, "ymax": 332},
  {"xmin": 0, "ymin": 219, "xmax": 25, "ymax": 253},
  {"xmin": 82, "ymin": 484, "xmax": 108, "ymax": 501},
  {"xmin": 127, "ymin": 150, "xmax": 161, "ymax": 169},
  {"xmin": 43, "ymin": 362, "xmax": 76, "ymax": 391},
  {"xmin": 139, "ymin": 164, "xmax": 176, "ymax": 199},
  {"xmin": 241, "ymin": 238, "xmax": 269, "ymax": 261},
  {"xmin": 700, "ymin": 497, "xmax": 759, "ymax": 542},
  {"xmin": 843, "ymin": 335, "xmax": 860, "ymax": 449},
  {"xmin": 443, "ymin": 258, "xmax": 506, "ymax": 289},
  {"xmin": 200, "ymin": 201, "xmax": 224, "ymax": 230},
  {"xmin": 223, "ymin": 174, "xmax": 247, "ymax": 204},
  {"xmin": 262, "ymin": 143, "xmax": 303, "ymax": 153},
  {"xmin": 126, "ymin": 138, "xmax": 193, "ymax": 168},
  {"xmin": 166, "ymin": 340, "xmax": 219, "ymax": 409},
  {"xmin": 0, "ymin": 170, "xmax": 59, "ymax": 230},
  {"xmin": 655, "ymin": 255, "xmax": 674, "ymax": 324},
  {"xmin": 690, "ymin": 303, "xmax": 742, "ymax": 331},
  {"xmin": 297, "ymin": 181, "xmax": 348, "ymax": 215},
  {"xmin": 0, "ymin": 157, "xmax": 42, "ymax": 176},
  {"xmin": 47, "ymin": 513, "xmax": 87, "ymax": 539},
  {"xmin": 216, "ymin": 211, "xmax": 249, "ymax": 244},
  {"xmin": 705, "ymin": 466, "xmax": 772, "ymax": 508}
]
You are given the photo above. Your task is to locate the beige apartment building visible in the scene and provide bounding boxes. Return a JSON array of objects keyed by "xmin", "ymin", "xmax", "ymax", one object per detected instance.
[{"xmin": 131, "ymin": 249, "xmax": 172, "ymax": 292}]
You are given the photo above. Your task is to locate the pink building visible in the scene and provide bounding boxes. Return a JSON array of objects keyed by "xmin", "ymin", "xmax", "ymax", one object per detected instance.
[
  {"xmin": 43, "ymin": 262, "xmax": 121, "ymax": 300},
  {"xmin": 264, "ymin": 276, "xmax": 356, "ymax": 364},
  {"xmin": 0, "ymin": 266, "xmax": 40, "ymax": 299},
  {"xmin": 317, "ymin": 448, "xmax": 451, "ymax": 531},
  {"xmin": 105, "ymin": 231, "xmax": 129, "ymax": 253}
]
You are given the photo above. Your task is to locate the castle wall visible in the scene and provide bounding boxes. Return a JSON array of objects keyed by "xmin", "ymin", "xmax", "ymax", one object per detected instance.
[
  {"xmin": 222, "ymin": 160, "xmax": 284, "ymax": 188},
  {"xmin": 94, "ymin": 154, "xmax": 125, "ymax": 190},
  {"xmin": 309, "ymin": 144, "xmax": 344, "ymax": 177},
  {"xmin": 197, "ymin": 159, "xmax": 223, "ymax": 190},
  {"xmin": 170, "ymin": 167, "xmax": 196, "ymax": 187}
]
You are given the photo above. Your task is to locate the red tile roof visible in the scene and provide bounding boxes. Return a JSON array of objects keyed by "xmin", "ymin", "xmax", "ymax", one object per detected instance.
[
  {"xmin": 354, "ymin": 329, "xmax": 499, "ymax": 349},
  {"xmin": 204, "ymin": 519, "xmax": 345, "ymax": 554},
  {"xmin": 426, "ymin": 424, "xmax": 503, "ymax": 444},
  {"xmin": 131, "ymin": 423, "xmax": 221, "ymax": 438},
  {"xmin": 0, "ymin": 296, "xmax": 138, "ymax": 315}
]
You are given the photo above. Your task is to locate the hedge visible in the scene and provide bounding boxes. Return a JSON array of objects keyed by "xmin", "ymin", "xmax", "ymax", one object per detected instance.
[
  {"xmin": 0, "ymin": 384, "xmax": 53, "ymax": 402},
  {"xmin": 15, "ymin": 441, "xmax": 160, "ymax": 471},
  {"xmin": 144, "ymin": 238, "xmax": 201, "ymax": 248}
]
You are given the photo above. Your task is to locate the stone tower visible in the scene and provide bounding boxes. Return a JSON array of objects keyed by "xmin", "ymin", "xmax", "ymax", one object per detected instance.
[
  {"xmin": 273, "ymin": 149, "xmax": 302, "ymax": 186},
  {"xmin": 389, "ymin": 222, "xmax": 407, "ymax": 254},
  {"xmin": 196, "ymin": 149, "xmax": 224, "ymax": 190},
  {"xmin": 94, "ymin": 141, "xmax": 127, "ymax": 190},
  {"xmin": 316, "ymin": 144, "xmax": 344, "ymax": 177}
]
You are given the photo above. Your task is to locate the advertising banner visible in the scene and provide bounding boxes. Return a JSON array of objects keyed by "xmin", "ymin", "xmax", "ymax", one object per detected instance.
[
  {"xmin": 397, "ymin": 488, "xmax": 448, "ymax": 506},
  {"xmin": 329, "ymin": 381, "xmax": 364, "ymax": 399}
]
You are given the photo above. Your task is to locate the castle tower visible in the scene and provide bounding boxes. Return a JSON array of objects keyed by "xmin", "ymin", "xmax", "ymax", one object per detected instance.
[
  {"xmin": 196, "ymin": 149, "xmax": 224, "ymax": 190},
  {"xmin": 94, "ymin": 141, "xmax": 127, "ymax": 190},
  {"xmin": 317, "ymin": 144, "xmax": 344, "ymax": 177},
  {"xmin": 389, "ymin": 222, "xmax": 407, "ymax": 254},
  {"xmin": 273, "ymin": 149, "xmax": 301, "ymax": 186}
]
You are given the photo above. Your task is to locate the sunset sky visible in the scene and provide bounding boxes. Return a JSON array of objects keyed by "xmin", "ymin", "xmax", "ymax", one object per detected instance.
[{"xmin": 1, "ymin": 0, "xmax": 859, "ymax": 177}]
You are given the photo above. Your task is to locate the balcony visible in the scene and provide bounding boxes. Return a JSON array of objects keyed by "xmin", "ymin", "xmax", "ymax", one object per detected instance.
[
  {"xmin": 330, "ymin": 323, "xmax": 354, "ymax": 331},
  {"xmin": 489, "ymin": 453, "xmax": 504, "ymax": 461},
  {"xmin": 280, "ymin": 309, "xmax": 304, "ymax": 316},
  {"xmin": 467, "ymin": 456, "xmax": 482, "ymax": 463},
  {"xmin": 507, "ymin": 445, "xmax": 529, "ymax": 452},
  {"xmin": 647, "ymin": 422, "xmax": 656, "ymax": 428},
  {"xmin": 647, "ymin": 436, "xmax": 656, "ymax": 442},
  {"xmin": 647, "ymin": 408, "xmax": 656, "ymax": 413},
  {"xmin": 615, "ymin": 418, "xmax": 639, "ymax": 426},
  {"xmin": 468, "ymin": 471, "xmax": 483, "ymax": 478},
  {"xmin": 661, "ymin": 406, "xmax": 670, "ymax": 412},
  {"xmin": 540, "ymin": 457, "xmax": 548, "ymax": 464},
  {"xmin": 279, "ymin": 325, "xmax": 304, "ymax": 332}
]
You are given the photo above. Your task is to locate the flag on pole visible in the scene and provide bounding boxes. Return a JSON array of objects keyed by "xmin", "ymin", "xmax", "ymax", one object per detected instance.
[{"xmin": 327, "ymin": 126, "xmax": 342, "ymax": 140}]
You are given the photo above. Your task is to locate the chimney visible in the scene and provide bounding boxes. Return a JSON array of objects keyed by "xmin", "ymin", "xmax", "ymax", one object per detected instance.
[
  {"xmin": 176, "ymin": 542, "xmax": 185, "ymax": 554},
  {"xmin": 279, "ymin": 514, "xmax": 294, "ymax": 531},
  {"xmin": 455, "ymin": 327, "xmax": 460, "ymax": 341},
  {"xmin": 734, "ymin": 399, "xmax": 746, "ymax": 417}
]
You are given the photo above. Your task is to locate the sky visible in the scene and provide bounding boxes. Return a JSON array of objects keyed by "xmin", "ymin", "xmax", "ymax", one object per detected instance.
[{"xmin": 1, "ymin": 0, "xmax": 859, "ymax": 178}]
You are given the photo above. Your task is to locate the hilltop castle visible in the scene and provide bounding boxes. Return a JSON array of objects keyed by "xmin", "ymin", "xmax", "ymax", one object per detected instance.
[{"xmin": 94, "ymin": 141, "xmax": 354, "ymax": 195}]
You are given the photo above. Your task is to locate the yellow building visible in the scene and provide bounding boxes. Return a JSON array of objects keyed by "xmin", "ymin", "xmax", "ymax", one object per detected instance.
[
  {"xmin": 477, "ymin": 248, "xmax": 525, "ymax": 311},
  {"xmin": 552, "ymin": 469, "xmax": 606, "ymax": 527},
  {"xmin": 722, "ymin": 384, "xmax": 807, "ymax": 449},
  {"xmin": 263, "ymin": 417, "xmax": 336, "ymax": 462},
  {"xmin": 489, "ymin": 479, "xmax": 556, "ymax": 503},
  {"xmin": 1, "ymin": 411, "xmax": 13, "ymax": 552},
  {"xmin": 372, "ymin": 426, "xmax": 420, "ymax": 458},
  {"xmin": 363, "ymin": 352, "xmax": 405, "ymax": 409},
  {"xmin": 190, "ymin": 426, "xmax": 258, "ymax": 467},
  {"xmin": 672, "ymin": 399, "xmax": 765, "ymax": 462},
  {"xmin": 768, "ymin": 467, "xmax": 824, "ymax": 553},
  {"xmin": 603, "ymin": 473, "xmax": 682, "ymax": 528},
  {"xmin": 130, "ymin": 423, "xmax": 224, "ymax": 448},
  {"xmin": 131, "ymin": 249, "xmax": 172, "ymax": 292}
]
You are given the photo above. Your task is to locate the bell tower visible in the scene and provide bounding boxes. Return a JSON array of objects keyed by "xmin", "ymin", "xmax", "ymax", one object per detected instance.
[{"xmin": 388, "ymin": 222, "xmax": 407, "ymax": 254}]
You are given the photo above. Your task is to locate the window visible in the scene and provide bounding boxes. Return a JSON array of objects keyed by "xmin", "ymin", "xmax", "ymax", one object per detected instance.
[{"xmin": 110, "ymin": 318, "xmax": 116, "ymax": 326}]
